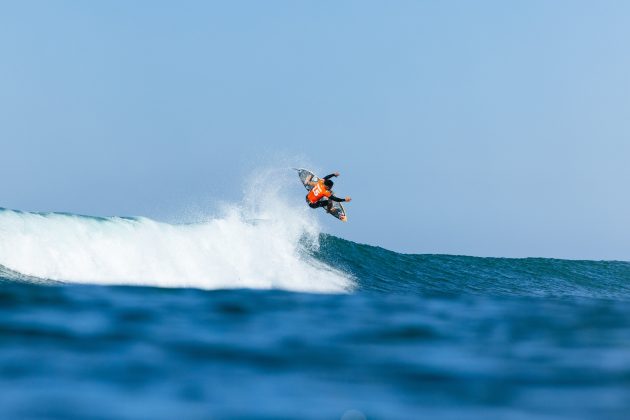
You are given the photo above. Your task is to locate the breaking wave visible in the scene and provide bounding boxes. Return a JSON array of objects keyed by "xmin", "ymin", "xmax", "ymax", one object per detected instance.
[{"xmin": 0, "ymin": 172, "xmax": 353, "ymax": 293}]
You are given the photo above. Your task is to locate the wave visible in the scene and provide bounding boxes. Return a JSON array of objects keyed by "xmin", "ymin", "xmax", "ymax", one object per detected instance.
[
  {"xmin": 1, "ymin": 166, "xmax": 630, "ymax": 300},
  {"xmin": 3, "ymin": 201, "xmax": 630, "ymax": 301}
]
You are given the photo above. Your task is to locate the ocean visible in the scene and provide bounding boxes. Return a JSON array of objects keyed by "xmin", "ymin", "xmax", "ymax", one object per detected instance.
[{"xmin": 0, "ymin": 207, "xmax": 628, "ymax": 419}]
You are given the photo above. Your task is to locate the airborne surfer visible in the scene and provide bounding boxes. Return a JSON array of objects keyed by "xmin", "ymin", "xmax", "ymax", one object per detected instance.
[{"xmin": 305, "ymin": 172, "xmax": 352, "ymax": 216}]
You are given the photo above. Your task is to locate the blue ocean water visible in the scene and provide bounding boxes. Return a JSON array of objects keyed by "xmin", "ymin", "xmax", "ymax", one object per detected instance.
[{"xmin": 0, "ymin": 208, "xmax": 629, "ymax": 419}]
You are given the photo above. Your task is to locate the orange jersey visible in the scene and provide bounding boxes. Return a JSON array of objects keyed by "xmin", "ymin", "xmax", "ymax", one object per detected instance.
[{"xmin": 306, "ymin": 180, "xmax": 332, "ymax": 203}]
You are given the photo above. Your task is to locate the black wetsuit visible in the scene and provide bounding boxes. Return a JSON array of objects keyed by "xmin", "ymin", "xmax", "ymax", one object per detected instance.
[{"xmin": 306, "ymin": 174, "xmax": 346, "ymax": 210}]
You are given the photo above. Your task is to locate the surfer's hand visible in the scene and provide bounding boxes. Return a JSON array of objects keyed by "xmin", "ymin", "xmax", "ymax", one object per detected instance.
[
  {"xmin": 334, "ymin": 172, "xmax": 340, "ymax": 177},
  {"xmin": 345, "ymin": 197, "xmax": 352, "ymax": 202}
]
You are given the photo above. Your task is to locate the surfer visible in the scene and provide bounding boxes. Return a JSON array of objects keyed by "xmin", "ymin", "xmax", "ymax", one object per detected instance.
[{"xmin": 305, "ymin": 172, "xmax": 352, "ymax": 214}]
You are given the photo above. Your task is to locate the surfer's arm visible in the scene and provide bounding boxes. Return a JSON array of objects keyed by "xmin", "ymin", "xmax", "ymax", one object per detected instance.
[
  {"xmin": 323, "ymin": 172, "xmax": 340, "ymax": 180},
  {"xmin": 329, "ymin": 195, "xmax": 351, "ymax": 202}
]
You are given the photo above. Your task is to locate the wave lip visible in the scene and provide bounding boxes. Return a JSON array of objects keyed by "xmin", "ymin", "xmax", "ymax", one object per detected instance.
[{"xmin": 0, "ymin": 207, "xmax": 352, "ymax": 293}]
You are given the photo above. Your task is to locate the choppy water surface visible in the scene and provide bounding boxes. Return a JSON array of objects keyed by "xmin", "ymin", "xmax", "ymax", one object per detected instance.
[{"xmin": 0, "ymin": 208, "xmax": 629, "ymax": 419}]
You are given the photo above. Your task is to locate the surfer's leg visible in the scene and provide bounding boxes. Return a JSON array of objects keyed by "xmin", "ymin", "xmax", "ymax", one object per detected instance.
[
  {"xmin": 306, "ymin": 196, "xmax": 319, "ymax": 209},
  {"xmin": 309, "ymin": 200, "xmax": 329, "ymax": 209},
  {"xmin": 322, "ymin": 200, "xmax": 335, "ymax": 213},
  {"xmin": 307, "ymin": 198, "xmax": 323, "ymax": 209}
]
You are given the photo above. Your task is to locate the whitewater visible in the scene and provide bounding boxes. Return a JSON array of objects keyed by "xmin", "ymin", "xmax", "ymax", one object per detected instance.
[{"xmin": 0, "ymin": 175, "xmax": 353, "ymax": 292}]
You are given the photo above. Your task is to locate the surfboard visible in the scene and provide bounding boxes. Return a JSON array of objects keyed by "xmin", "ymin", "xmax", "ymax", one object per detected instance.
[{"xmin": 294, "ymin": 168, "xmax": 348, "ymax": 222}]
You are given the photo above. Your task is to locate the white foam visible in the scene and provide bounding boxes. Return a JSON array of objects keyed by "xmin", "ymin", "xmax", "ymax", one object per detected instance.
[{"xmin": 0, "ymin": 174, "xmax": 352, "ymax": 293}]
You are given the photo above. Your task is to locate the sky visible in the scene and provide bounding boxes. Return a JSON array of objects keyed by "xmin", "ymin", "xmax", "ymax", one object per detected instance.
[{"xmin": 1, "ymin": 1, "xmax": 629, "ymax": 259}]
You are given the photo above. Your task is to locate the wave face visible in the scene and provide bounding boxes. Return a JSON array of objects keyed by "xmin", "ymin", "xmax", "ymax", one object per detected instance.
[{"xmin": 316, "ymin": 235, "xmax": 630, "ymax": 301}]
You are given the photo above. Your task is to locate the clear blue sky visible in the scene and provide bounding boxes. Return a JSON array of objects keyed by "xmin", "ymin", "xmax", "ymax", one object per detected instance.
[{"xmin": 1, "ymin": 1, "xmax": 629, "ymax": 259}]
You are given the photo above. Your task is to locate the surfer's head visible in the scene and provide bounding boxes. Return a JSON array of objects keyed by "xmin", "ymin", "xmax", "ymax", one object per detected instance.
[{"xmin": 324, "ymin": 179, "xmax": 334, "ymax": 189}]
